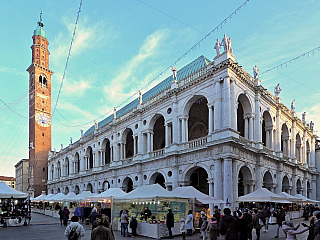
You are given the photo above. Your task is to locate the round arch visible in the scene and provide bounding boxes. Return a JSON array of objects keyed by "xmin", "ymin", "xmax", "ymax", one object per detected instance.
[
  {"xmin": 65, "ymin": 157, "xmax": 70, "ymax": 176},
  {"xmin": 149, "ymin": 172, "xmax": 166, "ymax": 188},
  {"xmin": 296, "ymin": 133, "xmax": 302, "ymax": 162},
  {"xmin": 65, "ymin": 186, "xmax": 69, "ymax": 195},
  {"xmin": 86, "ymin": 183, "xmax": 93, "ymax": 193},
  {"xmin": 74, "ymin": 185, "xmax": 80, "ymax": 195},
  {"xmin": 237, "ymin": 94, "xmax": 253, "ymax": 138},
  {"xmin": 103, "ymin": 180, "xmax": 110, "ymax": 191},
  {"xmin": 184, "ymin": 166, "xmax": 209, "ymax": 195},
  {"xmin": 281, "ymin": 124, "xmax": 290, "ymax": 155},
  {"xmin": 57, "ymin": 188, "xmax": 61, "ymax": 193},
  {"xmin": 282, "ymin": 175, "xmax": 290, "ymax": 193},
  {"xmin": 296, "ymin": 179, "xmax": 302, "ymax": 194},
  {"xmin": 74, "ymin": 152, "xmax": 80, "ymax": 173},
  {"xmin": 262, "ymin": 171, "xmax": 273, "ymax": 192},
  {"xmin": 122, "ymin": 177, "xmax": 134, "ymax": 193},
  {"xmin": 181, "ymin": 93, "xmax": 211, "ymax": 116},
  {"xmin": 262, "ymin": 111, "xmax": 273, "ymax": 147},
  {"xmin": 85, "ymin": 146, "xmax": 94, "ymax": 169},
  {"xmin": 307, "ymin": 181, "xmax": 311, "ymax": 198},
  {"xmin": 122, "ymin": 128, "xmax": 134, "ymax": 159},
  {"xmin": 101, "ymin": 138, "xmax": 111, "ymax": 164},
  {"xmin": 238, "ymin": 166, "xmax": 253, "ymax": 196}
]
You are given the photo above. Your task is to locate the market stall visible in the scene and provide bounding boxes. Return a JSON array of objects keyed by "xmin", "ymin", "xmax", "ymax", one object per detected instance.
[
  {"xmin": 0, "ymin": 181, "xmax": 29, "ymax": 227},
  {"xmin": 278, "ymin": 192, "xmax": 303, "ymax": 219},
  {"xmin": 114, "ymin": 184, "xmax": 189, "ymax": 239}
]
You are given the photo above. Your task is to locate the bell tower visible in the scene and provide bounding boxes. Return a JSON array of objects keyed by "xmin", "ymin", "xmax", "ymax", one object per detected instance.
[{"xmin": 27, "ymin": 12, "xmax": 54, "ymax": 197}]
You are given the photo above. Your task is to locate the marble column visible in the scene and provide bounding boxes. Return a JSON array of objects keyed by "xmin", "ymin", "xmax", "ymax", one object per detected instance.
[
  {"xmin": 223, "ymin": 158, "xmax": 233, "ymax": 205},
  {"xmin": 133, "ymin": 136, "xmax": 137, "ymax": 156},
  {"xmin": 266, "ymin": 130, "xmax": 270, "ymax": 148},
  {"xmin": 214, "ymin": 159, "xmax": 222, "ymax": 199},
  {"xmin": 231, "ymin": 79, "xmax": 237, "ymax": 130},
  {"xmin": 270, "ymin": 129, "xmax": 274, "ymax": 150},
  {"xmin": 150, "ymin": 132, "xmax": 154, "ymax": 152},
  {"xmin": 208, "ymin": 104, "xmax": 213, "ymax": 134},
  {"xmin": 181, "ymin": 118, "xmax": 186, "ymax": 142},
  {"xmin": 311, "ymin": 137, "xmax": 316, "ymax": 167},
  {"xmin": 223, "ymin": 78, "xmax": 231, "ymax": 129},
  {"xmin": 214, "ymin": 81, "xmax": 222, "ymax": 131},
  {"xmin": 244, "ymin": 117, "xmax": 249, "ymax": 139},
  {"xmin": 254, "ymin": 91, "xmax": 261, "ymax": 142},
  {"xmin": 165, "ymin": 123, "xmax": 169, "ymax": 147},
  {"xmin": 249, "ymin": 116, "xmax": 254, "ymax": 141},
  {"xmin": 291, "ymin": 121, "xmax": 296, "ymax": 158},
  {"xmin": 276, "ymin": 109, "xmax": 281, "ymax": 152},
  {"xmin": 208, "ymin": 179, "xmax": 214, "ymax": 212},
  {"xmin": 172, "ymin": 167, "xmax": 178, "ymax": 190},
  {"xmin": 147, "ymin": 132, "xmax": 151, "ymax": 153}
]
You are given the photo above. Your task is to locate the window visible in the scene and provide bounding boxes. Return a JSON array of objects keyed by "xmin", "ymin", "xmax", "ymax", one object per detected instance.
[{"xmin": 42, "ymin": 133, "xmax": 44, "ymax": 136}]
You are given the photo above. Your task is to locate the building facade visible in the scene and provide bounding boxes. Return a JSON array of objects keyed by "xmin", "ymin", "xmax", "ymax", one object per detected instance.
[
  {"xmin": 0, "ymin": 176, "xmax": 16, "ymax": 189},
  {"xmin": 14, "ymin": 159, "xmax": 29, "ymax": 193},
  {"xmin": 27, "ymin": 14, "xmax": 53, "ymax": 197},
  {"xmin": 47, "ymin": 36, "xmax": 318, "ymax": 207}
]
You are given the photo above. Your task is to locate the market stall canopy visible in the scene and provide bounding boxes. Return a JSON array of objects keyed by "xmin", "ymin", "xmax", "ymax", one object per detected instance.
[
  {"xmin": 171, "ymin": 186, "xmax": 224, "ymax": 204},
  {"xmin": 115, "ymin": 184, "xmax": 189, "ymax": 202},
  {"xmin": 66, "ymin": 191, "xmax": 94, "ymax": 201},
  {"xmin": 236, "ymin": 188, "xmax": 289, "ymax": 203},
  {"xmin": 86, "ymin": 188, "xmax": 127, "ymax": 201},
  {"xmin": 278, "ymin": 192, "xmax": 303, "ymax": 203},
  {"xmin": 0, "ymin": 181, "xmax": 28, "ymax": 199},
  {"xmin": 48, "ymin": 193, "xmax": 66, "ymax": 202},
  {"xmin": 61, "ymin": 192, "xmax": 77, "ymax": 201},
  {"xmin": 33, "ymin": 193, "xmax": 47, "ymax": 202},
  {"xmin": 294, "ymin": 194, "xmax": 318, "ymax": 203},
  {"xmin": 41, "ymin": 194, "xmax": 54, "ymax": 201}
]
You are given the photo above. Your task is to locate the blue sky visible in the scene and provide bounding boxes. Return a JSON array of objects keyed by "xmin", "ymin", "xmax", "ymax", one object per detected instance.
[{"xmin": 0, "ymin": 0, "xmax": 319, "ymax": 177}]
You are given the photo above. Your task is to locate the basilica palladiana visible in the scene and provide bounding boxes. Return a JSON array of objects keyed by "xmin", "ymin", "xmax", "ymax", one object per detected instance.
[{"xmin": 47, "ymin": 35, "xmax": 319, "ymax": 207}]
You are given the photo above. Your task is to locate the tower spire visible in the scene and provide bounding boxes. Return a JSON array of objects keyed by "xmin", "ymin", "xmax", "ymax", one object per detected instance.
[
  {"xmin": 40, "ymin": 8, "xmax": 42, "ymax": 22},
  {"xmin": 38, "ymin": 9, "xmax": 44, "ymax": 28}
]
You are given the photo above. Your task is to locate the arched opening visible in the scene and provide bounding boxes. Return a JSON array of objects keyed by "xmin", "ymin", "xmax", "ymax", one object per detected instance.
[
  {"xmin": 103, "ymin": 181, "xmax": 110, "ymax": 191},
  {"xmin": 39, "ymin": 75, "xmax": 47, "ymax": 88},
  {"xmin": 262, "ymin": 171, "xmax": 273, "ymax": 192},
  {"xmin": 65, "ymin": 187, "xmax": 69, "ymax": 195},
  {"xmin": 122, "ymin": 177, "xmax": 134, "ymax": 193},
  {"xmin": 307, "ymin": 181, "xmax": 311, "ymax": 198},
  {"xmin": 153, "ymin": 115, "xmax": 165, "ymax": 151},
  {"xmin": 86, "ymin": 183, "xmax": 93, "ymax": 193},
  {"xmin": 51, "ymin": 164, "xmax": 54, "ymax": 180},
  {"xmin": 124, "ymin": 129, "xmax": 134, "ymax": 158},
  {"xmin": 102, "ymin": 138, "xmax": 111, "ymax": 164},
  {"xmin": 74, "ymin": 185, "xmax": 80, "ymax": 195},
  {"xmin": 150, "ymin": 172, "xmax": 166, "ymax": 188},
  {"xmin": 306, "ymin": 141, "xmax": 311, "ymax": 166},
  {"xmin": 57, "ymin": 161, "xmax": 61, "ymax": 178},
  {"xmin": 57, "ymin": 188, "xmax": 61, "ymax": 193},
  {"xmin": 281, "ymin": 124, "xmax": 289, "ymax": 156},
  {"xmin": 185, "ymin": 167, "xmax": 209, "ymax": 195},
  {"xmin": 282, "ymin": 176, "xmax": 290, "ymax": 193},
  {"xmin": 65, "ymin": 157, "xmax": 69, "ymax": 176},
  {"xmin": 75, "ymin": 152, "xmax": 80, "ymax": 173},
  {"xmin": 296, "ymin": 179, "xmax": 302, "ymax": 194},
  {"xmin": 262, "ymin": 111, "xmax": 273, "ymax": 148},
  {"xmin": 296, "ymin": 134, "xmax": 302, "ymax": 163},
  {"xmin": 86, "ymin": 146, "xmax": 94, "ymax": 169},
  {"xmin": 238, "ymin": 166, "xmax": 253, "ymax": 196},
  {"xmin": 237, "ymin": 94, "xmax": 252, "ymax": 139},
  {"xmin": 188, "ymin": 97, "xmax": 208, "ymax": 141}
]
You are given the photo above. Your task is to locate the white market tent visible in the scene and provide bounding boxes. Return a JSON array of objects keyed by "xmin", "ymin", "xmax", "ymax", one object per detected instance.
[
  {"xmin": 278, "ymin": 192, "xmax": 303, "ymax": 203},
  {"xmin": 33, "ymin": 193, "xmax": 47, "ymax": 202},
  {"xmin": 171, "ymin": 186, "xmax": 224, "ymax": 204},
  {"xmin": 47, "ymin": 193, "xmax": 66, "ymax": 202},
  {"xmin": 61, "ymin": 192, "xmax": 77, "ymax": 201},
  {"xmin": 115, "ymin": 184, "xmax": 189, "ymax": 202},
  {"xmin": 66, "ymin": 191, "xmax": 94, "ymax": 201},
  {"xmin": 0, "ymin": 181, "xmax": 28, "ymax": 198},
  {"xmin": 41, "ymin": 194, "xmax": 54, "ymax": 202},
  {"xmin": 236, "ymin": 188, "xmax": 289, "ymax": 203},
  {"xmin": 294, "ymin": 194, "xmax": 318, "ymax": 203},
  {"xmin": 86, "ymin": 188, "xmax": 127, "ymax": 201}
]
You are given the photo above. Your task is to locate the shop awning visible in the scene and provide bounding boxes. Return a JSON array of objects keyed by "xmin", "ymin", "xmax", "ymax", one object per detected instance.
[
  {"xmin": 47, "ymin": 193, "xmax": 66, "ymax": 202},
  {"xmin": 171, "ymin": 186, "xmax": 224, "ymax": 204},
  {"xmin": 66, "ymin": 191, "xmax": 94, "ymax": 201},
  {"xmin": 115, "ymin": 184, "xmax": 189, "ymax": 202},
  {"xmin": 236, "ymin": 188, "xmax": 289, "ymax": 203},
  {"xmin": 33, "ymin": 193, "xmax": 47, "ymax": 202},
  {"xmin": 0, "ymin": 181, "xmax": 28, "ymax": 199},
  {"xmin": 86, "ymin": 188, "xmax": 127, "ymax": 201},
  {"xmin": 294, "ymin": 194, "xmax": 318, "ymax": 203},
  {"xmin": 278, "ymin": 192, "xmax": 303, "ymax": 203}
]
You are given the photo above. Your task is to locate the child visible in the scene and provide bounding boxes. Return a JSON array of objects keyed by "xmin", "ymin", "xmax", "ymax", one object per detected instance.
[
  {"xmin": 208, "ymin": 217, "xmax": 219, "ymax": 240},
  {"xmin": 180, "ymin": 218, "xmax": 187, "ymax": 240},
  {"xmin": 130, "ymin": 216, "xmax": 138, "ymax": 237},
  {"xmin": 200, "ymin": 216, "xmax": 208, "ymax": 240}
]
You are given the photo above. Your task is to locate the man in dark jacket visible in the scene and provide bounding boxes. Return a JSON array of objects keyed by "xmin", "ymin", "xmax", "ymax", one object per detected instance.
[
  {"xmin": 273, "ymin": 208, "xmax": 285, "ymax": 238},
  {"xmin": 91, "ymin": 215, "xmax": 114, "ymax": 240},
  {"xmin": 88, "ymin": 208, "xmax": 99, "ymax": 229},
  {"xmin": 258, "ymin": 207, "xmax": 266, "ymax": 232},
  {"xmin": 213, "ymin": 206, "xmax": 221, "ymax": 225},
  {"xmin": 219, "ymin": 208, "xmax": 239, "ymax": 240},
  {"xmin": 238, "ymin": 209, "xmax": 252, "ymax": 240},
  {"xmin": 313, "ymin": 212, "xmax": 320, "ymax": 240},
  {"xmin": 263, "ymin": 205, "xmax": 271, "ymax": 232},
  {"xmin": 167, "ymin": 209, "xmax": 174, "ymax": 239}
]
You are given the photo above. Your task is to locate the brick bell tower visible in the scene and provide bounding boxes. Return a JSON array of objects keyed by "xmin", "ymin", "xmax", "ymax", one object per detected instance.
[{"xmin": 27, "ymin": 12, "xmax": 54, "ymax": 197}]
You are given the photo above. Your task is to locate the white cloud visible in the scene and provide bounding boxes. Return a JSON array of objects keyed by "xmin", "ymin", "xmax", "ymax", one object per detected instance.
[
  {"xmin": 0, "ymin": 67, "xmax": 25, "ymax": 76},
  {"xmin": 103, "ymin": 29, "xmax": 169, "ymax": 103}
]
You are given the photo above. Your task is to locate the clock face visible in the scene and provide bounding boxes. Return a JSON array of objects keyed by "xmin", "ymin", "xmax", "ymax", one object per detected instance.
[{"xmin": 35, "ymin": 112, "xmax": 51, "ymax": 127}]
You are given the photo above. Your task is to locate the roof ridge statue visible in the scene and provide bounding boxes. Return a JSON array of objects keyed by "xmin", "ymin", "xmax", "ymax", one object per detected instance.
[
  {"xmin": 172, "ymin": 66, "xmax": 177, "ymax": 82},
  {"xmin": 253, "ymin": 65, "xmax": 259, "ymax": 80},
  {"xmin": 274, "ymin": 83, "xmax": 281, "ymax": 98}
]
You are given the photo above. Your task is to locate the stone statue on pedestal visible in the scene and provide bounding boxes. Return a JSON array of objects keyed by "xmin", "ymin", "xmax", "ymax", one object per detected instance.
[
  {"xmin": 172, "ymin": 66, "xmax": 177, "ymax": 81},
  {"xmin": 113, "ymin": 107, "xmax": 117, "ymax": 119},
  {"xmin": 228, "ymin": 37, "xmax": 233, "ymax": 54},
  {"xmin": 253, "ymin": 65, "xmax": 259, "ymax": 80},
  {"xmin": 310, "ymin": 121, "xmax": 314, "ymax": 130},
  {"xmin": 94, "ymin": 120, "xmax": 98, "ymax": 130},
  {"xmin": 221, "ymin": 34, "xmax": 229, "ymax": 52},
  {"xmin": 302, "ymin": 112, "xmax": 306, "ymax": 123},
  {"xmin": 61, "ymin": 144, "xmax": 63, "ymax": 150},
  {"xmin": 80, "ymin": 129, "xmax": 83, "ymax": 138},
  {"xmin": 214, "ymin": 38, "xmax": 221, "ymax": 56},
  {"xmin": 274, "ymin": 83, "xmax": 281, "ymax": 98},
  {"xmin": 70, "ymin": 137, "xmax": 72, "ymax": 144},
  {"xmin": 138, "ymin": 90, "xmax": 142, "ymax": 104},
  {"xmin": 291, "ymin": 99, "xmax": 295, "ymax": 112}
]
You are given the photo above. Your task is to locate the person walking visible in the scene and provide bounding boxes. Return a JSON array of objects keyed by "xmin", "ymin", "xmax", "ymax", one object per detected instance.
[
  {"xmin": 263, "ymin": 205, "xmax": 271, "ymax": 232},
  {"xmin": 88, "ymin": 208, "xmax": 99, "ymax": 230},
  {"xmin": 258, "ymin": 207, "xmax": 266, "ymax": 232},
  {"xmin": 59, "ymin": 207, "xmax": 64, "ymax": 225},
  {"xmin": 186, "ymin": 210, "xmax": 193, "ymax": 236},
  {"xmin": 90, "ymin": 215, "xmax": 114, "ymax": 240},
  {"xmin": 200, "ymin": 216, "xmax": 208, "ymax": 240},
  {"xmin": 238, "ymin": 209, "xmax": 251, "ymax": 240},
  {"xmin": 180, "ymin": 218, "xmax": 187, "ymax": 240},
  {"xmin": 212, "ymin": 206, "xmax": 220, "ymax": 226},
  {"xmin": 208, "ymin": 217, "xmax": 219, "ymax": 240},
  {"xmin": 62, "ymin": 206, "xmax": 70, "ymax": 226},
  {"xmin": 64, "ymin": 216, "xmax": 85, "ymax": 240},
  {"xmin": 312, "ymin": 212, "xmax": 320, "ymax": 240},
  {"xmin": 252, "ymin": 209, "xmax": 262, "ymax": 240},
  {"xmin": 273, "ymin": 208, "xmax": 286, "ymax": 238},
  {"xmin": 219, "ymin": 208, "xmax": 239, "ymax": 240},
  {"xmin": 167, "ymin": 209, "xmax": 175, "ymax": 239},
  {"xmin": 282, "ymin": 221, "xmax": 309, "ymax": 240},
  {"xmin": 120, "ymin": 210, "xmax": 129, "ymax": 237}
]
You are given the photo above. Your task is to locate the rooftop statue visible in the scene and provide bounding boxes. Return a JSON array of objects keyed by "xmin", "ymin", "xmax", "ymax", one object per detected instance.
[
  {"xmin": 172, "ymin": 66, "xmax": 177, "ymax": 81},
  {"xmin": 253, "ymin": 65, "xmax": 259, "ymax": 80},
  {"xmin": 94, "ymin": 120, "xmax": 98, "ymax": 130},
  {"xmin": 113, "ymin": 107, "xmax": 117, "ymax": 119},
  {"xmin": 310, "ymin": 121, "xmax": 314, "ymax": 130},
  {"xmin": 291, "ymin": 99, "xmax": 295, "ymax": 112},
  {"xmin": 221, "ymin": 34, "xmax": 229, "ymax": 52},
  {"xmin": 138, "ymin": 90, "xmax": 142, "ymax": 104},
  {"xmin": 302, "ymin": 112, "xmax": 306, "ymax": 123},
  {"xmin": 214, "ymin": 38, "xmax": 221, "ymax": 56},
  {"xmin": 274, "ymin": 83, "xmax": 281, "ymax": 98}
]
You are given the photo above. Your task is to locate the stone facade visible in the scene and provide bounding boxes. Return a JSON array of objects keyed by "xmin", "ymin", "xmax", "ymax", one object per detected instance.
[
  {"xmin": 0, "ymin": 176, "xmax": 16, "ymax": 189},
  {"xmin": 47, "ymin": 39, "xmax": 318, "ymax": 208},
  {"xmin": 14, "ymin": 159, "xmax": 29, "ymax": 193}
]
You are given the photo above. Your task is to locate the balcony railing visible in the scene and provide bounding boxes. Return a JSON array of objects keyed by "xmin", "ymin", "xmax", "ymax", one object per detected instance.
[
  {"xmin": 183, "ymin": 136, "xmax": 208, "ymax": 150},
  {"xmin": 150, "ymin": 148, "xmax": 165, "ymax": 158}
]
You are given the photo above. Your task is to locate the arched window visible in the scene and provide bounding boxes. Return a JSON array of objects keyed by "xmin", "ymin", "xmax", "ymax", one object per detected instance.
[{"xmin": 39, "ymin": 74, "xmax": 47, "ymax": 88}]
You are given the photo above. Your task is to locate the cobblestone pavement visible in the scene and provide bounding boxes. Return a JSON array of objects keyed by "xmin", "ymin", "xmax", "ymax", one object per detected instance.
[{"xmin": 0, "ymin": 213, "xmax": 310, "ymax": 240}]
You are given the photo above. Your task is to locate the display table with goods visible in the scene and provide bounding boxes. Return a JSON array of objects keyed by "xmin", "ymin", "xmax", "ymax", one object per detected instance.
[
  {"xmin": 0, "ymin": 181, "xmax": 30, "ymax": 227},
  {"xmin": 114, "ymin": 184, "xmax": 189, "ymax": 239}
]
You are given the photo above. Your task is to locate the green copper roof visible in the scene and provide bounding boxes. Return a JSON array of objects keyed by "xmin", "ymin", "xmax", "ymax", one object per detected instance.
[
  {"xmin": 34, "ymin": 26, "xmax": 47, "ymax": 39},
  {"xmin": 84, "ymin": 55, "xmax": 211, "ymax": 137}
]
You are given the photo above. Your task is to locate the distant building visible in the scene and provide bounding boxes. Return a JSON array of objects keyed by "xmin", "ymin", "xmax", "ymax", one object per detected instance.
[
  {"xmin": 0, "ymin": 176, "xmax": 16, "ymax": 189},
  {"xmin": 14, "ymin": 159, "xmax": 29, "ymax": 193}
]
